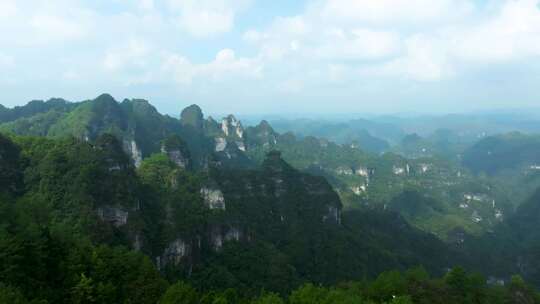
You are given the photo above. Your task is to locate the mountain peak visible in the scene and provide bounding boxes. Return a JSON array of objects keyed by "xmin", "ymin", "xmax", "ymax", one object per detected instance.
[
  {"xmin": 258, "ymin": 120, "xmax": 272, "ymax": 129},
  {"xmin": 180, "ymin": 104, "xmax": 204, "ymax": 130},
  {"xmin": 95, "ymin": 93, "xmax": 116, "ymax": 102},
  {"xmin": 221, "ymin": 114, "xmax": 244, "ymax": 138}
]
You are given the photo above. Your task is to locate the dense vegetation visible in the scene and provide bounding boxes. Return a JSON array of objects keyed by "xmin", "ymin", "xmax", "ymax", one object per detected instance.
[{"xmin": 2, "ymin": 96, "xmax": 540, "ymax": 302}]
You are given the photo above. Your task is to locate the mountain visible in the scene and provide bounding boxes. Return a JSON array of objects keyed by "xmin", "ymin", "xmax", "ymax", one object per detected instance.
[
  {"xmin": 0, "ymin": 95, "xmax": 519, "ymax": 240},
  {"xmin": 2, "ymin": 95, "xmax": 540, "ymax": 302},
  {"xmin": 464, "ymin": 187, "xmax": 540, "ymax": 287},
  {"xmin": 0, "ymin": 95, "xmax": 252, "ymax": 169},
  {"xmin": 0, "ymin": 132, "xmax": 460, "ymax": 300},
  {"xmin": 245, "ymin": 122, "xmax": 512, "ymax": 240},
  {"xmin": 463, "ymin": 132, "xmax": 540, "ymax": 175},
  {"xmin": 266, "ymin": 118, "xmax": 397, "ymax": 152},
  {"xmin": 0, "ymin": 98, "xmax": 75, "ymax": 123}
]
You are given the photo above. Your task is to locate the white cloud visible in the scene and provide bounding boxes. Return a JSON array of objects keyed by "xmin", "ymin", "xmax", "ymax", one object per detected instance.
[
  {"xmin": 0, "ymin": 0, "xmax": 18, "ymax": 18},
  {"xmin": 104, "ymin": 39, "xmax": 151, "ymax": 71},
  {"xmin": 242, "ymin": 0, "xmax": 540, "ymax": 86},
  {"xmin": 164, "ymin": 48, "xmax": 263, "ymax": 84},
  {"xmin": 138, "ymin": 0, "xmax": 155, "ymax": 11},
  {"xmin": 317, "ymin": 0, "xmax": 473, "ymax": 25},
  {"xmin": 312, "ymin": 28, "xmax": 400, "ymax": 60},
  {"xmin": 3, "ymin": 0, "xmax": 540, "ymax": 112},
  {"xmin": 451, "ymin": 0, "xmax": 540, "ymax": 62},
  {"xmin": 0, "ymin": 53, "xmax": 15, "ymax": 67},
  {"xmin": 168, "ymin": 0, "xmax": 251, "ymax": 37},
  {"xmin": 0, "ymin": 1, "xmax": 93, "ymax": 46},
  {"xmin": 244, "ymin": 16, "xmax": 400, "ymax": 63},
  {"xmin": 163, "ymin": 54, "xmax": 194, "ymax": 84},
  {"xmin": 30, "ymin": 14, "xmax": 87, "ymax": 42},
  {"xmin": 366, "ymin": 35, "xmax": 453, "ymax": 81}
]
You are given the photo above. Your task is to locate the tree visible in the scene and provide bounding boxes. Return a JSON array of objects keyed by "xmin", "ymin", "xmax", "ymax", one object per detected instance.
[
  {"xmin": 251, "ymin": 292, "xmax": 284, "ymax": 304},
  {"xmin": 72, "ymin": 274, "xmax": 97, "ymax": 304},
  {"xmin": 0, "ymin": 283, "xmax": 27, "ymax": 304},
  {"xmin": 160, "ymin": 282, "xmax": 198, "ymax": 304},
  {"xmin": 288, "ymin": 284, "xmax": 328, "ymax": 304}
]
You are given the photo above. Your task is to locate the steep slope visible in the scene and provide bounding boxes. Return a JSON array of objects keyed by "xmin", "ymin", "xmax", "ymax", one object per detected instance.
[
  {"xmin": 0, "ymin": 133, "xmax": 460, "ymax": 294},
  {"xmin": 465, "ymin": 188, "xmax": 540, "ymax": 287}
]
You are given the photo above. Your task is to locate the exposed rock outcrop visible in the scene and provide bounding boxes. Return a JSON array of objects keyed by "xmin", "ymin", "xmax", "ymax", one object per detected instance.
[
  {"xmin": 215, "ymin": 137, "xmax": 227, "ymax": 152},
  {"xmin": 161, "ymin": 135, "xmax": 191, "ymax": 169},
  {"xmin": 221, "ymin": 115, "xmax": 244, "ymax": 139},
  {"xmin": 200, "ymin": 186, "xmax": 226, "ymax": 210},
  {"xmin": 210, "ymin": 225, "xmax": 244, "ymax": 250},
  {"xmin": 158, "ymin": 238, "xmax": 191, "ymax": 268},
  {"xmin": 323, "ymin": 205, "xmax": 342, "ymax": 225},
  {"xmin": 97, "ymin": 206, "xmax": 128, "ymax": 227}
]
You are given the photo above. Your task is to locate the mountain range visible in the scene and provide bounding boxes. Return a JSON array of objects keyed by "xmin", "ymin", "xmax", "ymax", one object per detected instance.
[{"xmin": 2, "ymin": 94, "xmax": 540, "ymax": 302}]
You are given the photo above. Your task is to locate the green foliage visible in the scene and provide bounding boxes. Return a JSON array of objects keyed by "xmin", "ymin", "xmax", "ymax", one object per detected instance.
[
  {"xmin": 2, "ymin": 100, "xmax": 540, "ymax": 304},
  {"xmin": 160, "ymin": 282, "xmax": 199, "ymax": 304},
  {"xmin": 0, "ymin": 283, "xmax": 28, "ymax": 304},
  {"xmin": 0, "ymin": 133, "xmax": 23, "ymax": 197},
  {"xmin": 0, "ymin": 98, "xmax": 73, "ymax": 124},
  {"xmin": 251, "ymin": 292, "xmax": 284, "ymax": 304}
]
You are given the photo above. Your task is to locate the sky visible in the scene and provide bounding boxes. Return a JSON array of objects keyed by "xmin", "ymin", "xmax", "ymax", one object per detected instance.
[{"xmin": 1, "ymin": 0, "xmax": 540, "ymax": 116}]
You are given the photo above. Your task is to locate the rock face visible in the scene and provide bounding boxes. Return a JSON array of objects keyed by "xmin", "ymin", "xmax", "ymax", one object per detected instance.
[
  {"xmin": 355, "ymin": 167, "xmax": 369, "ymax": 177},
  {"xmin": 323, "ymin": 205, "xmax": 342, "ymax": 224},
  {"xmin": 212, "ymin": 115, "xmax": 246, "ymax": 153},
  {"xmin": 97, "ymin": 206, "xmax": 128, "ymax": 227},
  {"xmin": 158, "ymin": 238, "xmax": 191, "ymax": 268},
  {"xmin": 123, "ymin": 139, "xmax": 142, "ymax": 167},
  {"xmin": 335, "ymin": 166, "xmax": 353, "ymax": 175},
  {"xmin": 210, "ymin": 225, "xmax": 243, "ymax": 250},
  {"xmin": 215, "ymin": 137, "xmax": 227, "ymax": 152},
  {"xmin": 351, "ymin": 184, "xmax": 367, "ymax": 195},
  {"xmin": 161, "ymin": 135, "xmax": 191, "ymax": 169},
  {"xmin": 221, "ymin": 115, "xmax": 243, "ymax": 138},
  {"xmin": 166, "ymin": 149, "xmax": 188, "ymax": 168},
  {"xmin": 200, "ymin": 187, "xmax": 226, "ymax": 210}
]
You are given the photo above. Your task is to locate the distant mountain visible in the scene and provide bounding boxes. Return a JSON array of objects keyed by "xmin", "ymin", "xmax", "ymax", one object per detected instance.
[
  {"xmin": 374, "ymin": 112, "xmax": 540, "ymax": 137},
  {"xmin": 463, "ymin": 132, "xmax": 540, "ymax": 175},
  {"xmin": 0, "ymin": 98, "xmax": 75, "ymax": 123},
  {"xmin": 267, "ymin": 118, "xmax": 398, "ymax": 152},
  {"xmin": 245, "ymin": 122, "xmax": 512, "ymax": 240}
]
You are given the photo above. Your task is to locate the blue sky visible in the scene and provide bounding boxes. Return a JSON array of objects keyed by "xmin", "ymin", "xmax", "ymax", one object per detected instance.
[{"xmin": 1, "ymin": 0, "xmax": 540, "ymax": 116}]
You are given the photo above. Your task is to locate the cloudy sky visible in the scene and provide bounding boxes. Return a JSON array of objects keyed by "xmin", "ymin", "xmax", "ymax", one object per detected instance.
[{"xmin": 1, "ymin": 0, "xmax": 540, "ymax": 115}]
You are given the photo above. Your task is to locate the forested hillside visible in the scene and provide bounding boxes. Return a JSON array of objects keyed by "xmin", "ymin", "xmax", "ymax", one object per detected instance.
[{"xmin": 1, "ymin": 95, "xmax": 540, "ymax": 302}]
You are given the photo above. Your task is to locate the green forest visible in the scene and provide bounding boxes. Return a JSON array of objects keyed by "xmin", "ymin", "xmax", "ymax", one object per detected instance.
[{"xmin": 1, "ymin": 96, "xmax": 540, "ymax": 303}]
